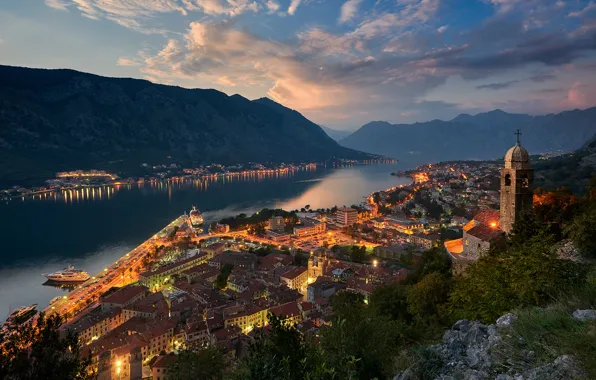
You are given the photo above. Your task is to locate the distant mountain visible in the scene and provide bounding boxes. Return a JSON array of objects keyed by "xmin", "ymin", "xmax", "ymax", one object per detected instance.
[
  {"xmin": 319, "ymin": 125, "xmax": 354, "ymax": 141},
  {"xmin": 0, "ymin": 65, "xmax": 371, "ymax": 186},
  {"xmin": 340, "ymin": 108, "xmax": 596, "ymax": 163}
]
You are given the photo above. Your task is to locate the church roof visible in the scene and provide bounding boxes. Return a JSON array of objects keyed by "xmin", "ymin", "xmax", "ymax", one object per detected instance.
[
  {"xmin": 472, "ymin": 210, "xmax": 500, "ymax": 228},
  {"xmin": 504, "ymin": 143, "xmax": 531, "ymax": 169},
  {"xmin": 466, "ymin": 224, "xmax": 505, "ymax": 242}
]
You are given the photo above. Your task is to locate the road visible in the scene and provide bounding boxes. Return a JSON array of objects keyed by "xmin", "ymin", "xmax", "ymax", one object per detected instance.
[{"xmin": 44, "ymin": 216, "xmax": 188, "ymax": 319}]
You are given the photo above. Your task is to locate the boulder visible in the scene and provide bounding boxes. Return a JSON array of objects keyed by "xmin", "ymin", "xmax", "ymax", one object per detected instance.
[
  {"xmin": 572, "ymin": 309, "xmax": 596, "ymax": 322},
  {"xmin": 496, "ymin": 313, "xmax": 518, "ymax": 328}
]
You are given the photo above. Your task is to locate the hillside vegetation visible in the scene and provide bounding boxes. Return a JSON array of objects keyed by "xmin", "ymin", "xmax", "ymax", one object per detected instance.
[{"xmin": 0, "ymin": 65, "xmax": 370, "ymax": 186}]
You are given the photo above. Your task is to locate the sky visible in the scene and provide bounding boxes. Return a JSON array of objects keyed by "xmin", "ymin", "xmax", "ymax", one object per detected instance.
[{"xmin": 0, "ymin": 1, "xmax": 595, "ymax": 129}]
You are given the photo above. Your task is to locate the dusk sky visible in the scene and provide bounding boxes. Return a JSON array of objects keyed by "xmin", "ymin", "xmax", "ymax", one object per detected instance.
[{"xmin": 1, "ymin": 0, "xmax": 595, "ymax": 129}]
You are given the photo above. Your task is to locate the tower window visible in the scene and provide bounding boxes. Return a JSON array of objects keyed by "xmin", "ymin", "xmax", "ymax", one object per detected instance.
[
  {"xmin": 504, "ymin": 174, "xmax": 511, "ymax": 186},
  {"xmin": 521, "ymin": 174, "xmax": 529, "ymax": 188}
]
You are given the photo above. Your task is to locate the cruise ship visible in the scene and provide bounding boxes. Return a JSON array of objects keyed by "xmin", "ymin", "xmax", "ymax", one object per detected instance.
[
  {"xmin": 189, "ymin": 206, "xmax": 204, "ymax": 228},
  {"xmin": 43, "ymin": 265, "xmax": 90, "ymax": 283}
]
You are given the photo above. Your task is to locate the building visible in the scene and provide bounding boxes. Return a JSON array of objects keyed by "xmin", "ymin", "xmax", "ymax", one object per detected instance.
[
  {"xmin": 336, "ymin": 207, "xmax": 358, "ymax": 227},
  {"xmin": 385, "ymin": 217, "xmax": 424, "ymax": 234},
  {"xmin": 307, "ymin": 250, "xmax": 327, "ymax": 282},
  {"xmin": 374, "ymin": 244, "xmax": 408, "ymax": 260},
  {"xmin": 269, "ymin": 302, "xmax": 303, "ymax": 326},
  {"xmin": 293, "ymin": 219, "xmax": 326, "ymax": 237},
  {"xmin": 139, "ymin": 253, "xmax": 210, "ymax": 291},
  {"xmin": 223, "ymin": 304, "xmax": 268, "ymax": 333},
  {"xmin": 268, "ymin": 216, "xmax": 285, "ymax": 231},
  {"xmin": 444, "ymin": 132, "xmax": 530, "ymax": 273},
  {"xmin": 499, "ymin": 132, "xmax": 534, "ymax": 234},
  {"xmin": 307, "ymin": 276, "xmax": 346, "ymax": 303},
  {"xmin": 100, "ymin": 285, "xmax": 148, "ymax": 311},
  {"xmin": 207, "ymin": 251, "xmax": 258, "ymax": 270},
  {"xmin": 408, "ymin": 233, "xmax": 440, "ymax": 250},
  {"xmin": 279, "ymin": 266, "xmax": 309, "ymax": 291},
  {"xmin": 152, "ymin": 355, "xmax": 177, "ymax": 380}
]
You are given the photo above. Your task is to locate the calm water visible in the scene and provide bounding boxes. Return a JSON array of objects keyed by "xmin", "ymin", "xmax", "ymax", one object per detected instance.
[{"xmin": 0, "ymin": 164, "xmax": 410, "ymax": 318}]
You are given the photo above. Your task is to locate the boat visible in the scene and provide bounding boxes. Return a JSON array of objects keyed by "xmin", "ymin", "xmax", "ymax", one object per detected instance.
[
  {"xmin": 189, "ymin": 206, "xmax": 204, "ymax": 228},
  {"xmin": 5, "ymin": 304, "xmax": 37, "ymax": 326},
  {"xmin": 43, "ymin": 265, "xmax": 90, "ymax": 283}
]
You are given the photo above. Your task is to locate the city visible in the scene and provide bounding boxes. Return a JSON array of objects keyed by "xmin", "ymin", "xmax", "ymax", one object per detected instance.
[{"xmin": 2, "ymin": 0, "xmax": 596, "ymax": 379}]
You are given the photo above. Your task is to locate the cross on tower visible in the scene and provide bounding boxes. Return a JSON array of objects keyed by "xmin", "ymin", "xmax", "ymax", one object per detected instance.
[{"xmin": 515, "ymin": 129, "xmax": 522, "ymax": 144}]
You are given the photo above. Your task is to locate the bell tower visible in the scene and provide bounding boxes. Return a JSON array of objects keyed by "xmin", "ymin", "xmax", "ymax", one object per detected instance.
[{"xmin": 499, "ymin": 129, "xmax": 534, "ymax": 234}]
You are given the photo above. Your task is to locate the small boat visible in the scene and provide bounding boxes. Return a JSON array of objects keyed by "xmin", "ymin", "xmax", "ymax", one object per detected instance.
[
  {"xmin": 43, "ymin": 265, "xmax": 90, "ymax": 283},
  {"xmin": 5, "ymin": 304, "xmax": 37, "ymax": 326}
]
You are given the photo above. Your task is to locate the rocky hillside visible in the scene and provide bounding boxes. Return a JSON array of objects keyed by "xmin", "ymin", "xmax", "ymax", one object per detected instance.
[
  {"xmin": 340, "ymin": 108, "xmax": 596, "ymax": 163},
  {"xmin": 395, "ymin": 309, "xmax": 596, "ymax": 380},
  {"xmin": 0, "ymin": 65, "xmax": 370, "ymax": 186}
]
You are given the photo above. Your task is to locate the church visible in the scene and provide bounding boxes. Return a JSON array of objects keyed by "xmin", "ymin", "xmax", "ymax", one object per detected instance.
[{"xmin": 445, "ymin": 131, "xmax": 534, "ymax": 273}]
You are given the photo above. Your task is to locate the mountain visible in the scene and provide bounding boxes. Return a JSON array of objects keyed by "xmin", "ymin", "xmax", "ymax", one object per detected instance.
[
  {"xmin": 0, "ymin": 65, "xmax": 371, "ymax": 186},
  {"xmin": 535, "ymin": 131, "xmax": 596, "ymax": 193},
  {"xmin": 319, "ymin": 125, "xmax": 354, "ymax": 141},
  {"xmin": 340, "ymin": 108, "xmax": 596, "ymax": 164}
]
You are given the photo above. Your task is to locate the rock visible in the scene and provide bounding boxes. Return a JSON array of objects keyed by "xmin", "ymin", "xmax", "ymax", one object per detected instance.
[
  {"xmin": 495, "ymin": 375, "xmax": 514, "ymax": 380},
  {"xmin": 525, "ymin": 355, "xmax": 586, "ymax": 380},
  {"xmin": 496, "ymin": 313, "xmax": 518, "ymax": 328},
  {"xmin": 572, "ymin": 309, "xmax": 596, "ymax": 322}
]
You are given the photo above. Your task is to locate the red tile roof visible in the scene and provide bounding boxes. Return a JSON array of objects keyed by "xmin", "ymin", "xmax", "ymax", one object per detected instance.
[
  {"xmin": 153, "ymin": 354, "xmax": 177, "ymax": 368},
  {"xmin": 472, "ymin": 209, "xmax": 500, "ymax": 228},
  {"xmin": 100, "ymin": 285, "xmax": 147, "ymax": 306},
  {"xmin": 270, "ymin": 302, "xmax": 301, "ymax": 319},
  {"xmin": 466, "ymin": 224, "xmax": 505, "ymax": 242},
  {"xmin": 280, "ymin": 266, "xmax": 307, "ymax": 280}
]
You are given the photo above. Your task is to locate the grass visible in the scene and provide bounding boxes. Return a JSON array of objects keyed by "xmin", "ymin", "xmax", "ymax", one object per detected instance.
[{"xmin": 494, "ymin": 306, "xmax": 596, "ymax": 377}]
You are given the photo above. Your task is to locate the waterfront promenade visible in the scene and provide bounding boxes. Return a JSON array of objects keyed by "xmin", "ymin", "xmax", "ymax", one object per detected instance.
[{"xmin": 45, "ymin": 215, "xmax": 188, "ymax": 319}]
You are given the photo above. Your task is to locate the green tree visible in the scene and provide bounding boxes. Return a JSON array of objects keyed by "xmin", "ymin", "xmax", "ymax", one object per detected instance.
[
  {"xmin": 406, "ymin": 272, "xmax": 452, "ymax": 325},
  {"xmin": 330, "ymin": 291, "xmax": 365, "ymax": 319},
  {"xmin": 0, "ymin": 312, "xmax": 93, "ymax": 380},
  {"xmin": 565, "ymin": 202, "xmax": 596, "ymax": 258},
  {"xmin": 349, "ymin": 245, "xmax": 366, "ymax": 263},
  {"xmin": 167, "ymin": 347, "xmax": 226, "ymax": 380},
  {"xmin": 369, "ymin": 282, "xmax": 412, "ymax": 322},
  {"xmin": 215, "ymin": 263, "xmax": 234, "ymax": 289}
]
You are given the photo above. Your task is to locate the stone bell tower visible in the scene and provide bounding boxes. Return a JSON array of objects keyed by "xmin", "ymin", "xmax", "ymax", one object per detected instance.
[{"xmin": 499, "ymin": 129, "xmax": 534, "ymax": 234}]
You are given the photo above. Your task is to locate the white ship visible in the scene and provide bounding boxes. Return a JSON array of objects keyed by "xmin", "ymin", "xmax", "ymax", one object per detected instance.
[
  {"xmin": 189, "ymin": 206, "xmax": 204, "ymax": 228},
  {"xmin": 43, "ymin": 265, "xmax": 90, "ymax": 283}
]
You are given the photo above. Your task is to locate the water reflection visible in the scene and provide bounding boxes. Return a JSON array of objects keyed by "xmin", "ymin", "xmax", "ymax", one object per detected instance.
[{"xmin": 0, "ymin": 164, "xmax": 409, "ymax": 319}]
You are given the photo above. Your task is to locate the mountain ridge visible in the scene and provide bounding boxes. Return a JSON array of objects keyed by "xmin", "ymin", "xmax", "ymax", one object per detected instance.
[
  {"xmin": 340, "ymin": 107, "xmax": 596, "ymax": 163},
  {"xmin": 0, "ymin": 65, "xmax": 372, "ymax": 186}
]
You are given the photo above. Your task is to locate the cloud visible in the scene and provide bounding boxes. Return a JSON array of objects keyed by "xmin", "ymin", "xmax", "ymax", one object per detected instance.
[
  {"xmin": 265, "ymin": 0, "xmax": 280, "ymax": 13},
  {"xmin": 43, "ymin": 0, "xmax": 258, "ymax": 32},
  {"xmin": 477, "ymin": 80, "xmax": 520, "ymax": 90},
  {"xmin": 117, "ymin": 57, "xmax": 141, "ymax": 66},
  {"xmin": 45, "ymin": 0, "xmax": 71, "ymax": 11},
  {"xmin": 287, "ymin": 0, "xmax": 301, "ymax": 15},
  {"xmin": 566, "ymin": 82, "xmax": 596, "ymax": 108},
  {"xmin": 568, "ymin": 1, "xmax": 596, "ymax": 17},
  {"xmin": 437, "ymin": 25, "xmax": 448, "ymax": 33},
  {"xmin": 339, "ymin": 0, "xmax": 361, "ymax": 23},
  {"xmin": 216, "ymin": 76, "xmax": 236, "ymax": 86}
]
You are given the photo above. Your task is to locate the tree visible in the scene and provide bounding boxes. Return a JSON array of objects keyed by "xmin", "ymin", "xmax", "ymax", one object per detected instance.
[
  {"xmin": 406, "ymin": 272, "xmax": 452, "ymax": 324},
  {"xmin": 369, "ymin": 282, "xmax": 412, "ymax": 322},
  {"xmin": 330, "ymin": 291, "xmax": 365, "ymax": 319},
  {"xmin": 349, "ymin": 245, "xmax": 366, "ymax": 263},
  {"xmin": 0, "ymin": 312, "xmax": 93, "ymax": 380},
  {"xmin": 215, "ymin": 263, "xmax": 234, "ymax": 289},
  {"xmin": 167, "ymin": 347, "xmax": 226, "ymax": 380},
  {"xmin": 565, "ymin": 201, "xmax": 596, "ymax": 258}
]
